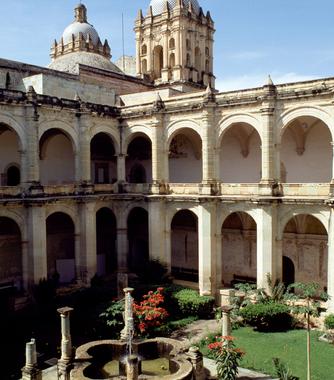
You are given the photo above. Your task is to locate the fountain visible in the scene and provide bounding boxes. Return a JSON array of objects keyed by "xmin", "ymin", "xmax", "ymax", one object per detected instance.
[
  {"xmin": 21, "ymin": 287, "xmax": 204, "ymax": 380},
  {"xmin": 70, "ymin": 288, "xmax": 195, "ymax": 380}
]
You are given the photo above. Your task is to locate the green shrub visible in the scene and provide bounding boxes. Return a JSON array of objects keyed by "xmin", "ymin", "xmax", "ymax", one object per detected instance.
[
  {"xmin": 99, "ymin": 299, "xmax": 125, "ymax": 337},
  {"xmin": 239, "ymin": 302, "xmax": 293, "ymax": 331},
  {"xmin": 135, "ymin": 259, "xmax": 170, "ymax": 284},
  {"xmin": 172, "ymin": 289, "xmax": 215, "ymax": 319},
  {"xmin": 273, "ymin": 358, "xmax": 299, "ymax": 380},
  {"xmin": 324, "ymin": 314, "xmax": 334, "ymax": 330}
]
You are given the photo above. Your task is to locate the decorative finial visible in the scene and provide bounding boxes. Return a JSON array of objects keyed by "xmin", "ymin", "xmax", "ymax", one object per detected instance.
[
  {"xmin": 267, "ymin": 75, "xmax": 274, "ymax": 86},
  {"xmin": 75, "ymin": 3, "xmax": 87, "ymax": 23}
]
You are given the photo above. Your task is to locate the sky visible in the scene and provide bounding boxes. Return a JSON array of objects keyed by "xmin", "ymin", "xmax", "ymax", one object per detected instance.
[{"xmin": 1, "ymin": 0, "xmax": 334, "ymax": 91}]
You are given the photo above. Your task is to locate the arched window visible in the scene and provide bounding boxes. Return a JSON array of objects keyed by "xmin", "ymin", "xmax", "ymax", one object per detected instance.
[
  {"xmin": 169, "ymin": 53, "xmax": 175, "ymax": 68},
  {"xmin": 141, "ymin": 44, "xmax": 147, "ymax": 55},
  {"xmin": 142, "ymin": 59, "xmax": 147, "ymax": 74},
  {"xmin": 169, "ymin": 38, "xmax": 175, "ymax": 49},
  {"xmin": 186, "ymin": 39, "xmax": 191, "ymax": 50},
  {"xmin": 6, "ymin": 165, "xmax": 20, "ymax": 186},
  {"xmin": 205, "ymin": 59, "xmax": 209, "ymax": 73},
  {"xmin": 153, "ymin": 45, "xmax": 163, "ymax": 79},
  {"xmin": 186, "ymin": 53, "xmax": 191, "ymax": 67},
  {"xmin": 205, "ymin": 47, "xmax": 210, "ymax": 56},
  {"xmin": 195, "ymin": 47, "xmax": 201, "ymax": 72}
]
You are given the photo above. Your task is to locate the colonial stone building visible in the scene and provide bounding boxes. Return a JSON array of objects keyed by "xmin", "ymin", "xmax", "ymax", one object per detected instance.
[{"xmin": 1, "ymin": 1, "xmax": 334, "ymax": 311}]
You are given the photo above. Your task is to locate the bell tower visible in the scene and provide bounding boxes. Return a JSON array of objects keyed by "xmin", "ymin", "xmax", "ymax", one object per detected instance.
[{"xmin": 134, "ymin": 0, "xmax": 215, "ymax": 89}]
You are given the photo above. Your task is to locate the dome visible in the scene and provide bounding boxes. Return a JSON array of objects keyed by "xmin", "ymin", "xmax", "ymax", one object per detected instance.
[
  {"xmin": 62, "ymin": 22, "xmax": 100, "ymax": 45},
  {"xmin": 149, "ymin": 0, "xmax": 200, "ymax": 16},
  {"xmin": 48, "ymin": 51, "xmax": 123, "ymax": 74}
]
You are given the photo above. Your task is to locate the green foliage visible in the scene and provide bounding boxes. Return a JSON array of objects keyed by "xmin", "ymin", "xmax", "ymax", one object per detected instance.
[
  {"xmin": 208, "ymin": 337, "xmax": 244, "ymax": 380},
  {"xmin": 273, "ymin": 358, "xmax": 299, "ymax": 380},
  {"xmin": 99, "ymin": 299, "xmax": 125, "ymax": 333},
  {"xmin": 172, "ymin": 288, "xmax": 215, "ymax": 318},
  {"xmin": 285, "ymin": 282, "xmax": 328, "ymax": 317},
  {"xmin": 239, "ymin": 302, "xmax": 293, "ymax": 332},
  {"xmin": 135, "ymin": 259, "xmax": 170, "ymax": 284},
  {"xmin": 324, "ymin": 314, "xmax": 334, "ymax": 330},
  {"xmin": 257, "ymin": 274, "xmax": 287, "ymax": 304}
]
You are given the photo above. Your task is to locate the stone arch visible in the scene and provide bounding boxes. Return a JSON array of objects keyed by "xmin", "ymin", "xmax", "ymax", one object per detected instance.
[
  {"xmin": 220, "ymin": 211, "xmax": 257, "ymax": 287},
  {"xmin": 218, "ymin": 118, "xmax": 262, "ymax": 183},
  {"xmin": 0, "ymin": 216, "xmax": 23, "ymax": 290},
  {"xmin": 282, "ymin": 213, "xmax": 328, "ymax": 291},
  {"xmin": 46, "ymin": 211, "xmax": 76, "ymax": 284},
  {"xmin": 127, "ymin": 207, "xmax": 149, "ymax": 272},
  {"xmin": 89, "ymin": 125, "xmax": 120, "ymax": 155},
  {"xmin": 279, "ymin": 108, "xmax": 332, "ymax": 183},
  {"xmin": 0, "ymin": 114, "xmax": 26, "ymax": 151},
  {"xmin": 166, "ymin": 120, "xmax": 203, "ymax": 149},
  {"xmin": 171, "ymin": 209, "xmax": 199, "ymax": 282},
  {"xmin": 5, "ymin": 163, "xmax": 20, "ymax": 186},
  {"xmin": 45, "ymin": 205, "xmax": 78, "ymax": 231},
  {"xmin": 96, "ymin": 207, "xmax": 117, "ymax": 275},
  {"xmin": 167, "ymin": 123, "xmax": 203, "ymax": 183},
  {"xmin": 90, "ymin": 132, "xmax": 117, "ymax": 184},
  {"xmin": 39, "ymin": 120, "xmax": 78, "ymax": 153},
  {"xmin": 217, "ymin": 113, "xmax": 263, "ymax": 146},
  {"xmin": 123, "ymin": 125, "xmax": 153, "ymax": 151},
  {"xmin": 39, "ymin": 126, "xmax": 76, "ymax": 185},
  {"xmin": 278, "ymin": 106, "xmax": 334, "ymax": 141},
  {"xmin": 125, "ymin": 132, "xmax": 152, "ymax": 184}
]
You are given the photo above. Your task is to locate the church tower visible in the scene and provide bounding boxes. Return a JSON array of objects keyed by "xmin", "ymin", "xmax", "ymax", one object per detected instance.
[{"xmin": 135, "ymin": 0, "xmax": 215, "ymax": 89}]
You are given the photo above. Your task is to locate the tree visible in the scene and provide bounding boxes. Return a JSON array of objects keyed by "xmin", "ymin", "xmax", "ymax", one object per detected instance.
[{"xmin": 285, "ymin": 282, "xmax": 328, "ymax": 380}]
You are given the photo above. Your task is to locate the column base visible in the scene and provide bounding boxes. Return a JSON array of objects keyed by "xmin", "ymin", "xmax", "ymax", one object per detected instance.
[
  {"xmin": 57, "ymin": 360, "xmax": 73, "ymax": 380},
  {"xmin": 151, "ymin": 181, "xmax": 169, "ymax": 195},
  {"xmin": 259, "ymin": 180, "xmax": 282, "ymax": 196},
  {"xmin": 21, "ymin": 366, "xmax": 42, "ymax": 380},
  {"xmin": 76, "ymin": 181, "xmax": 94, "ymax": 195},
  {"xmin": 200, "ymin": 181, "xmax": 219, "ymax": 196}
]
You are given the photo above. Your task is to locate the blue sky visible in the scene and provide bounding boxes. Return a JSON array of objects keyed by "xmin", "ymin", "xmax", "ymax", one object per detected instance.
[{"xmin": 1, "ymin": 0, "xmax": 334, "ymax": 91}]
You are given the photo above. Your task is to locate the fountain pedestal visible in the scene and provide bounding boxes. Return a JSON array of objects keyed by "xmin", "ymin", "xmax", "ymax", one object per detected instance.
[{"xmin": 126, "ymin": 354, "xmax": 139, "ymax": 380}]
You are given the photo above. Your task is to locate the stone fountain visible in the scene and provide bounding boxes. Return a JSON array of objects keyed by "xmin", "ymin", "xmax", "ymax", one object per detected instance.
[{"xmin": 21, "ymin": 288, "xmax": 205, "ymax": 380}]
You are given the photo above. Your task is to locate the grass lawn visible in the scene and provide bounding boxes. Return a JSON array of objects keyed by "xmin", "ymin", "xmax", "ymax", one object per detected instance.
[{"xmin": 200, "ymin": 327, "xmax": 333, "ymax": 380}]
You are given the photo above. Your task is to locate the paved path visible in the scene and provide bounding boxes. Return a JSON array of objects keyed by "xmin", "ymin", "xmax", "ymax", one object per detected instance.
[{"xmin": 171, "ymin": 319, "xmax": 277, "ymax": 380}]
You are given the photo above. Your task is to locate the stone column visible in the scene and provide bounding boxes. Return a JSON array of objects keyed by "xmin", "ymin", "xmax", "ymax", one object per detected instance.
[
  {"xmin": 22, "ymin": 339, "xmax": 42, "ymax": 380},
  {"xmin": 27, "ymin": 205, "xmax": 47, "ymax": 285},
  {"xmin": 57, "ymin": 307, "xmax": 74, "ymax": 380},
  {"xmin": 201, "ymin": 108, "xmax": 217, "ymax": 195},
  {"xmin": 256, "ymin": 205, "xmax": 279, "ymax": 290},
  {"xmin": 187, "ymin": 346, "xmax": 205, "ymax": 380},
  {"xmin": 151, "ymin": 119, "xmax": 167, "ymax": 194},
  {"xmin": 260, "ymin": 82, "xmax": 278, "ymax": 196},
  {"xmin": 78, "ymin": 201, "xmax": 96, "ymax": 284},
  {"xmin": 221, "ymin": 306, "xmax": 233, "ymax": 337},
  {"xmin": 126, "ymin": 355, "xmax": 139, "ymax": 380},
  {"xmin": 24, "ymin": 105, "xmax": 42, "ymax": 193},
  {"xmin": 198, "ymin": 203, "xmax": 216, "ymax": 296},
  {"xmin": 116, "ymin": 209, "xmax": 129, "ymax": 272},
  {"xmin": 117, "ymin": 154, "xmax": 126, "ymax": 183},
  {"xmin": 149, "ymin": 199, "xmax": 167, "ymax": 265},
  {"xmin": 135, "ymin": 37, "xmax": 141, "ymax": 75},
  {"xmin": 327, "ymin": 208, "xmax": 334, "ymax": 312},
  {"xmin": 77, "ymin": 113, "xmax": 93, "ymax": 192},
  {"xmin": 330, "ymin": 142, "xmax": 334, "ymax": 196}
]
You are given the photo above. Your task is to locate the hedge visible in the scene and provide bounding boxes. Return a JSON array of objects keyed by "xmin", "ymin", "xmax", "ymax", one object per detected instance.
[{"xmin": 172, "ymin": 289, "xmax": 215, "ymax": 319}]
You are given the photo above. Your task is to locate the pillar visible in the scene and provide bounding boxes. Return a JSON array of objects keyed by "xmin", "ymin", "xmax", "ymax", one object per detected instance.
[
  {"xmin": 327, "ymin": 208, "xmax": 334, "ymax": 312},
  {"xmin": 330, "ymin": 143, "xmax": 334, "ymax": 196},
  {"xmin": 151, "ymin": 119, "xmax": 167, "ymax": 193},
  {"xmin": 27, "ymin": 205, "xmax": 47, "ymax": 285},
  {"xmin": 77, "ymin": 202, "xmax": 96, "ymax": 283},
  {"xmin": 260, "ymin": 85, "xmax": 278, "ymax": 195},
  {"xmin": 57, "ymin": 307, "xmax": 74, "ymax": 380},
  {"xmin": 24, "ymin": 107, "xmax": 41, "ymax": 189},
  {"xmin": 149, "ymin": 199, "xmax": 167, "ymax": 265},
  {"xmin": 256, "ymin": 205, "xmax": 279, "ymax": 289},
  {"xmin": 198, "ymin": 203, "xmax": 216, "ymax": 296},
  {"xmin": 77, "ymin": 114, "xmax": 91, "ymax": 184},
  {"xmin": 221, "ymin": 306, "xmax": 233, "ymax": 337},
  {"xmin": 135, "ymin": 37, "xmax": 141, "ymax": 75},
  {"xmin": 21, "ymin": 339, "xmax": 41, "ymax": 380},
  {"xmin": 117, "ymin": 154, "xmax": 126, "ymax": 183},
  {"xmin": 116, "ymin": 209, "xmax": 128, "ymax": 272}
]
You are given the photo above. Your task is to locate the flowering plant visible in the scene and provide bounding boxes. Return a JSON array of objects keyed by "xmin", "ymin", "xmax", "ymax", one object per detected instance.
[
  {"xmin": 208, "ymin": 336, "xmax": 244, "ymax": 380},
  {"xmin": 133, "ymin": 287, "xmax": 169, "ymax": 336}
]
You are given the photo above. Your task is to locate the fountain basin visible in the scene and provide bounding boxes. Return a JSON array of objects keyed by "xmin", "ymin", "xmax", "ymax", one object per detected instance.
[{"xmin": 71, "ymin": 338, "xmax": 193, "ymax": 380}]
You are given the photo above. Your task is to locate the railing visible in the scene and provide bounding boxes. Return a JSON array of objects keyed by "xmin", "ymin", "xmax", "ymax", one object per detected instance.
[
  {"xmin": 93, "ymin": 183, "xmax": 116, "ymax": 193},
  {"xmin": 43, "ymin": 184, "xmax": 76, "ymax": 196},
  {"xmin": 123, "ymin": 183, "xmax": 153, "ymax": 194},
  {"xmin": 0, "ymin": 186, "xmax": 22, "ymax": 197},
  {"xmin": 168, "ymin": 183, "xmax": 201, "ymax": 195},
  {"xmin": 220, "ymin": 183, "xmax": 259, "ymax": 196},
  {"xmin": 282, "ymin": 183, "xmax": 330, "ymax": 197}
]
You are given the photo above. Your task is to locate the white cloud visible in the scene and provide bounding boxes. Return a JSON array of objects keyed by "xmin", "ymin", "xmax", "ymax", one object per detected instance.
[{"xmin": 215, "ymin": 72, "xmax": 318, "ymax": 92}]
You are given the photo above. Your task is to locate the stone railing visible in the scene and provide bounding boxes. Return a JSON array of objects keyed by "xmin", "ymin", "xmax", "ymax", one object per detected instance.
[
  {"xmin": 123, "ymin": 183, "xmax": 152, "ymax": 194},
  {"xmin": 93, "ymin": 183, "xmax": 116, "ymax": 194},
  {"xmin": 282, "ymin": 183, "xmax": 330, "ymax": 197},
  {"xmin": 168, "ymin": 183, "xmax": 201, "ymax": 195},
  {"xmin": 220, "ymin": 183, "xmax": 259, "ymax": 196},
  {"xmin": 0, "ymin": 186, "xmax": 22, "ymax": 198},
  {"xmin": 43, "ymin": 184, "xmax": 76, "ymax": 196}
]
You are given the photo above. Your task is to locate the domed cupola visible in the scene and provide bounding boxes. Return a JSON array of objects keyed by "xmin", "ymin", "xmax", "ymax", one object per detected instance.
[
  {"xmin": 149, "ymin": 0, "xmax": 200, "ymax": 16},
  {"xmin": 49, "ymin": 3, "xmax": 122, "ymax": 74}
]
